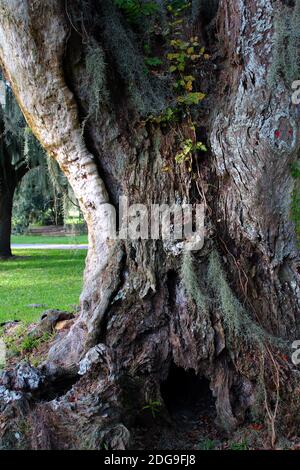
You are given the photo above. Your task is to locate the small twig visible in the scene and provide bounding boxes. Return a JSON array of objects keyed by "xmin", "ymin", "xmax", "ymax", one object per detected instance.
[
  {"xmin": 218, "ymin": 236, "xmax": 249, "ymax": 297},
  {"xmin": 65, "ymin": 0, "xmax": 84, "ymax": 38},
  {"xmin": 262, "ymin": 349, "xmax": 280, "ymax": 448}
]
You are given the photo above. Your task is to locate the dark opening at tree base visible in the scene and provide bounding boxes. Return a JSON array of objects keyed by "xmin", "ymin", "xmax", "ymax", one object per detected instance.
[
  {"xmin": 160, "ymin": 362, "xmax": 216, "ymax": 422},
  {"xmin": 131, "ymin": 363, "xmax": 220, "ymax": 449}
]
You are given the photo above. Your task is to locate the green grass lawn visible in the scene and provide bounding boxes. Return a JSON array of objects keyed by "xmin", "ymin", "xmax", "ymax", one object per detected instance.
[
  {"xmin": 0, "ymin": 249, "xmax": 87, "ymax": 324},
  {"xmin": 11, "ymin": 234, "xmax": 88, "ymax": 245}
]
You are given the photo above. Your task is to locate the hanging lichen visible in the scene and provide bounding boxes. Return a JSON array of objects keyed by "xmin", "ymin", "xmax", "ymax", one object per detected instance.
[
  {"xmin": 99, "ymin": 0, "xmax": 170, "ymax": 117},
  {"xmin": 181, "ymin": 251, "xmax": 207, "ymax": 313},
  {"xmin": 85, "ymin": 39, "xmax": 109, "ymax": 119},
  {"xmin": 207, "ymin": 250, "xmax": 285, "ymax": 350}
]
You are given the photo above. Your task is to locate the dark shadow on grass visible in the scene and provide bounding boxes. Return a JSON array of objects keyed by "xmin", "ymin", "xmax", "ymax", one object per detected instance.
[{"xmin": 0, "ymin": 255, "xmax": 29, "ymax": 261}]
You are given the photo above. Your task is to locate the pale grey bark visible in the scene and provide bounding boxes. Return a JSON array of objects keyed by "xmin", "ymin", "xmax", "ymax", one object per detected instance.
[{"xmin": 0, "ymin": 0, "xmax": 121, "ymax": 363}]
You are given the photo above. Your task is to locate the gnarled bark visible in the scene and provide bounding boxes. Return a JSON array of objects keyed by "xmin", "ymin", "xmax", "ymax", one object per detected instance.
[
  {"xmin": 211, "ymin": 0, "xmax": 300, "ymax": 337},
  {"xmin": 0, "ymin": 0, "xmax": 299, "ymax": 450}
]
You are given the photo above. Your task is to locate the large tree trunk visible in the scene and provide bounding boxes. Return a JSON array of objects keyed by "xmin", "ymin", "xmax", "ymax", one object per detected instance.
[
  {"xmin": 0, "ymin": 186, "xmax": 14, "ymax": 257},
  {"xmin": 0, "ymin": 0, "xmax": 299, "ymax": 450},
  {"xmin": 211, "ymin": 0, "xmax": 300, "ymax": 338}
]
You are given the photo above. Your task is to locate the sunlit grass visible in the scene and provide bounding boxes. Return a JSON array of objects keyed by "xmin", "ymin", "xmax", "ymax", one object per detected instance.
[
  {"xmin": 11, "ymin": 234, "xmax": 88, "ymax": 245},
  {"xmin": 0, "ymin": 249, "xmax": 87, "ymax": 323}
]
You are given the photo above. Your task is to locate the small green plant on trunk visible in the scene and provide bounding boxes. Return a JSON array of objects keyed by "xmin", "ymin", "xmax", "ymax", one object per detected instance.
[{"xmin": 142, "ymin": 399, "xmax": 162, "ymax": 418}]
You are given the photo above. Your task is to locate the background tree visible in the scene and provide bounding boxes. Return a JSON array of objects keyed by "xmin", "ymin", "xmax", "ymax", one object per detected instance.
[
  {"xmin": 0, "ymin": 0, "xmax": 299, "ymax": 449},
  {"xmin": 0, "ymin": 77, "xmax": 72, "ymax": 252},
  {"xmin": 12, "ymin": 156, "xmax": 68, "ymax": 233},
  {"xmin": 0, "ymin": 81, "xmax": 45, "ymax": 256}
]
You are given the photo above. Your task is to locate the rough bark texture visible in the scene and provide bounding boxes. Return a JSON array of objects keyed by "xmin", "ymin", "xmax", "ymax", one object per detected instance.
[
  {"xmin": 0, "ymin": 0, "xmax": 299, "ymax": 450},
  {"xmin": 211, "ymin": 0, "xmax": 300, "ymax": 337}
]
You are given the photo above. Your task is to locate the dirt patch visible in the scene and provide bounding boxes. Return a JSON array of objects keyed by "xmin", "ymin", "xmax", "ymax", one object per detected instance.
[{"xmin": 0, "ymin": 317, "xmax": 74, "ymax": 370}]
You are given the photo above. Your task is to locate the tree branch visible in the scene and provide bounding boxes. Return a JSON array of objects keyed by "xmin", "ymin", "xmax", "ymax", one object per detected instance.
[{"xmin": 15, "ymin": 160, "xmax": 29, "ymax": 183}]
